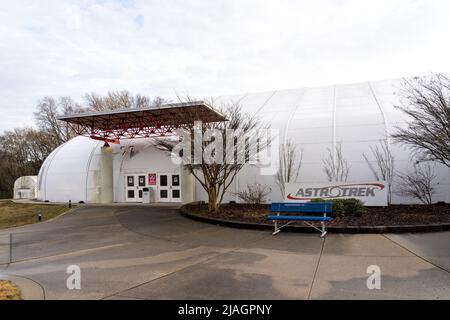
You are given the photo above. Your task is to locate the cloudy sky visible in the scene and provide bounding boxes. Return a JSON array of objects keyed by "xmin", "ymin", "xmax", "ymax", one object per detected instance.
[{"xmin": 1, "ymin": 0, "xmax": 449, "ymax": 132}]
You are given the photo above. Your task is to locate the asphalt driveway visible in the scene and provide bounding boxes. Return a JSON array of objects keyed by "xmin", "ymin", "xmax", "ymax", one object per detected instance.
[{"xmin": 0, "ymin": 205, "xmax": 449, "ymax": 300}]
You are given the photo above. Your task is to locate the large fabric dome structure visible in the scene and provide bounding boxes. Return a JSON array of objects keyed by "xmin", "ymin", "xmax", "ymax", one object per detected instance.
[{"xmin": 37, "ymin": 78, "xmax": 450, "ymax": 204}]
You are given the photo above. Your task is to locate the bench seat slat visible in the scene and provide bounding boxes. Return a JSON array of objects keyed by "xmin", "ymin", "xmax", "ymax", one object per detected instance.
[
  {"xmin": 267, "ymin": 215, "xmax": 332, "ymax": 222},
  {"xmin": 271, "ymin": 202, "xmax": 332, "ymax": 213}
]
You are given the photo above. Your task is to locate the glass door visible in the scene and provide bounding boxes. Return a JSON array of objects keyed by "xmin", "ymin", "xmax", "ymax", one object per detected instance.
[
  {"xmin": 125, "ymin": 174, "xmax": 147, "ymax": 202},
  {"xmin": 171, "ymin": 174, "xmax": 181, "ymax": 202},
  {"xmin": 158, "ymin": 173, "xmax": 181, "ymax": 202},
  {"xmin": 158, "ymin": 174, "xmax": 170, "ymax": 202},
  {"xmin": 125, "ymin": 175, "xmax": 136, "ymax": 202}
]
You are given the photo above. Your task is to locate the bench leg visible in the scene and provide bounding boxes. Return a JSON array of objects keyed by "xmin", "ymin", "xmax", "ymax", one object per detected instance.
[
  {"xmin": 272, "ymin": 221, "xmax": 279, "ymax": 235},
  {"xmin": 272, "ymin": 212, "xmax": 281, "ymax": 236},
  {"xmin": 321, "ymin": 221, "xmax": 327, "ymax": 238},
  {"xmin": 303, "ymin": 221, "xmax": 328, "ymax": 237},
  {"xmin": 272, "ymin": 220, "xmax": 293, "ymax": 235}
]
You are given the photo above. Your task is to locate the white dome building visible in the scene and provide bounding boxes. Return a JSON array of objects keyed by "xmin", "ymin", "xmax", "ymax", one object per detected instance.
[
  {"xmin": 14, "ymin": 176, "xmax": 37, "ymax": 199},
  {"xmin": 37, "ymin": 78, "xmax": 450, "ymax": 205},
  {"xmin": 37, "ymin": 137, "xmax": 185, "ymax": 203}
]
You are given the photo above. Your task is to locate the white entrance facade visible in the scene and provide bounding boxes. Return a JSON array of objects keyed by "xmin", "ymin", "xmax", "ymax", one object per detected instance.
[
  {"xmin": 124, "ymin": 172, "xmax": 182, "ymax": 203},
  {"xmin": 113, "ymin": 140, "xmax": 194, "ymax": 204}
]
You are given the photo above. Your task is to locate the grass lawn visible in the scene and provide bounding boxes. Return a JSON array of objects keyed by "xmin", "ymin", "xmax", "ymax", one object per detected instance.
[
  {"xmin": 0, "ymin": 280, "xmax": 21, "ymax": 300},
  {"xmin": 0, "ymin": 200, "xmax": 71, "ymax": 230}
]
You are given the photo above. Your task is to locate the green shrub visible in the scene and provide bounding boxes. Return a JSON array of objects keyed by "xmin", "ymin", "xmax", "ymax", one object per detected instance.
[
  {"xmin": 309, "ymin": 198, "xmax": 367, "ymax": 217},
  {"xmin": 340, "ymin": 198, "xmax": 367, "ymax": 217},
  {"xmin": 330, "ymin": 199, "xmax": 345, "ymax": 217}
]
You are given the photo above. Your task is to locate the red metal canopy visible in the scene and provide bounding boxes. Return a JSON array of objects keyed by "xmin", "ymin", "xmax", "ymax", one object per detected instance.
[{"xmin": 58, "ymin": 101, "xmax": 227, "ymax": 143}]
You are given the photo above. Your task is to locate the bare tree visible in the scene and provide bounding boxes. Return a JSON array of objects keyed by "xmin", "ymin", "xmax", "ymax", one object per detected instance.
[
  {"xmin": 322, "ymin": 143, "xmax": 349, "ymax": 182},
  {"xmin": 85, "ymin": 91, "xmax": 134, "ymax": 110},
  {"xmin": 275, "ymin": 139, "xmax": 302, "ymax": 197},
  {"xmin": 1, "ymin": 96, "xmax": 83, "ymax": 198},
  {"xmin": 34, "ymin": 96, "xmax": 84, "ymax": 145},
  {"xmin": 0, "ymin": 149, "xmax": 17, "ymax": 198},
  {"xmin": 85, "ymin": 91, "xmax": 167, "ymax": 111},
  {"xmin": 362, "ymin": 140, "xmax": 395, "ymax": 204},
  {"xmin": 0, "ymin": 128, "xmax": 54, "ymax": 173},
  {"xmin": 152, "ymin": 99, "xmax": 270, "ymax": 213},
  {"xmin": 0, "ymin": 127, "xmax": 58, "ymax": 198},
  {"xmin": 234, "ymin": 183, "xmax": 271, "ymax": 205},
  {"xmin": 396, "ymin": 161, "xmax": 437, "ymax": 205},
  {"xmin": 392, "ymin": 74, "xmax": 450, "ymax": 168}
]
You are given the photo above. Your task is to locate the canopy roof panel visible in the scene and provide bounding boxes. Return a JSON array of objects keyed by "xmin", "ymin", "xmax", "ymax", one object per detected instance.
[{"xmin": 58, "ymin": 101, "xmax": 226, "ymax": 142}]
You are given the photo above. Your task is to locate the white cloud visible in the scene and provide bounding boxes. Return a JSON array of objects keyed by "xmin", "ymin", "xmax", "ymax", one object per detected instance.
[{"xmin": 1, "ymin": 0, "xmax": 450, "ymax": 131}]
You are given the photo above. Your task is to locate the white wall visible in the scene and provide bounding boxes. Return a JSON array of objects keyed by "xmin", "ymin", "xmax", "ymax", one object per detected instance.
[{"xmin": 111, "ymin": 139, "xmax": 184, "ymax": 203}]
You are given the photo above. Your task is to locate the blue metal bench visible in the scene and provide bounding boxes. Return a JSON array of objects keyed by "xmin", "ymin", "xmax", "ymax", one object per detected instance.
[{"xmin": 267, "ymin": 202, "xmax": 333, "ymax": 237}]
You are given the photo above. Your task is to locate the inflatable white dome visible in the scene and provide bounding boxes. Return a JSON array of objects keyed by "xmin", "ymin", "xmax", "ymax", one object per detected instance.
[
  {"xmin": 37, "ymin": 137, "xmax": 103, "ymax": 202},
  {"xmin": 37, "ymin": 136, "xmax": 182, "ymax": 203}
]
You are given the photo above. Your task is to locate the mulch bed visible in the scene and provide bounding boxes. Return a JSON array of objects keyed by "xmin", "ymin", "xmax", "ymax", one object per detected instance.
[{"xmin": 184, "ymin": 202, "xmax": 450, "ymax": 227}]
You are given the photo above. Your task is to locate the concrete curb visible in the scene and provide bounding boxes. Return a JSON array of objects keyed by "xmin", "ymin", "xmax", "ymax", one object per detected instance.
[
  {"xmin": 11, "ymin": 199, "xmax": 73, "ymax": 205},
  {"xmin": 179, "ymin": 206, "xmax": 450, "ymax": 234},
  {"xmin": 0, "ymin": 274, "xmax": 45, "ymax": 300}
]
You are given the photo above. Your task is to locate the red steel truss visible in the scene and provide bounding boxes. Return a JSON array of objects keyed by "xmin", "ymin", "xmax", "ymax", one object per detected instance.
[{"xmin": 58, "ymin": 101, "xmax": 226, "ymax": 143}]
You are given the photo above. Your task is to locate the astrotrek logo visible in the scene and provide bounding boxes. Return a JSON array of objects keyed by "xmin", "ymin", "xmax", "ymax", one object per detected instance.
[{"xmin": 287, "ymin": 183, "xmax": 385, "ymax": 200}]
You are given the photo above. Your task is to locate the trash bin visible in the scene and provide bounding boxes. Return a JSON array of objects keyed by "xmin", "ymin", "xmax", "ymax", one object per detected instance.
[
  {"xmin": 142, "ymin": 188, "xmax": 150, "ymax": 204},
  {"xmin": 142, "ymin": 188, "xmax": 155, "ymax": 204}
]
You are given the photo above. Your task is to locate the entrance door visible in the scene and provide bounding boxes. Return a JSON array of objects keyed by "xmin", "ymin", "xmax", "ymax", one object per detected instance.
[
  {"xmin": 158, "ymin": 173, "xmax": 181, "ymax": 202},
  {"xmin": 125, "ymin": 174, "xmax": 146, "ymax": 202}
]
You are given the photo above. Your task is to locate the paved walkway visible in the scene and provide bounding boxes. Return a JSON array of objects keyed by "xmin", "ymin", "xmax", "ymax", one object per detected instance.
[{"xmin": 0, "ymin": 205, "xmax": 449, "ymax": 299}]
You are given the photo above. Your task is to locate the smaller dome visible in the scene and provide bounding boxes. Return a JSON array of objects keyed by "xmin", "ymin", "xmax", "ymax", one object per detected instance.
[{"xmin": 14, "ymin": 176, "xmax": 37, "ymax": 199}]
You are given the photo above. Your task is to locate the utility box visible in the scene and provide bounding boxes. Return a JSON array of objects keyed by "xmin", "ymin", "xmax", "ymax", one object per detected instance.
[{"xmin": 142, "ymin": 187, "xmax": 155, "ymax": 204}]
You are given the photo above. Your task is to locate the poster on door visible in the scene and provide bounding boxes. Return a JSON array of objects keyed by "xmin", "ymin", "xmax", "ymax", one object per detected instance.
[{"xmin": 148, "ymin": 173, "xmax": 157, "ymax": 185}]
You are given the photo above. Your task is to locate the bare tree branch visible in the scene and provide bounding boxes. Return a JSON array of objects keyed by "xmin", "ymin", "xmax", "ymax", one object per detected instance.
[
  {"xmin": 392, "ymin": 74, "xmax": 450, "ymax": 167},
  {"xmin": 233, "ymin": 183, "xmax": 271, "ymax": 205},
  {"xmin": 395, "ymin": 161, "xmax": 438, "ymax": 205},
  {"xmin": 84, "ymin": 90, "xmax": 169, "ymax": 111},
  {"xmin": 362, "ymin": 139, "xmax": 395, "ymax": 204},
  {"xmin": 275, "ymin": 139, "xmax": 302, "ymax": 197},
  {"xmin": 34, "ymin": 96, "xmax": 84, "ymax": 145},
  {"xmin": 322, "ymin": 143, "xmax": 350, "ymax": 182}
]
